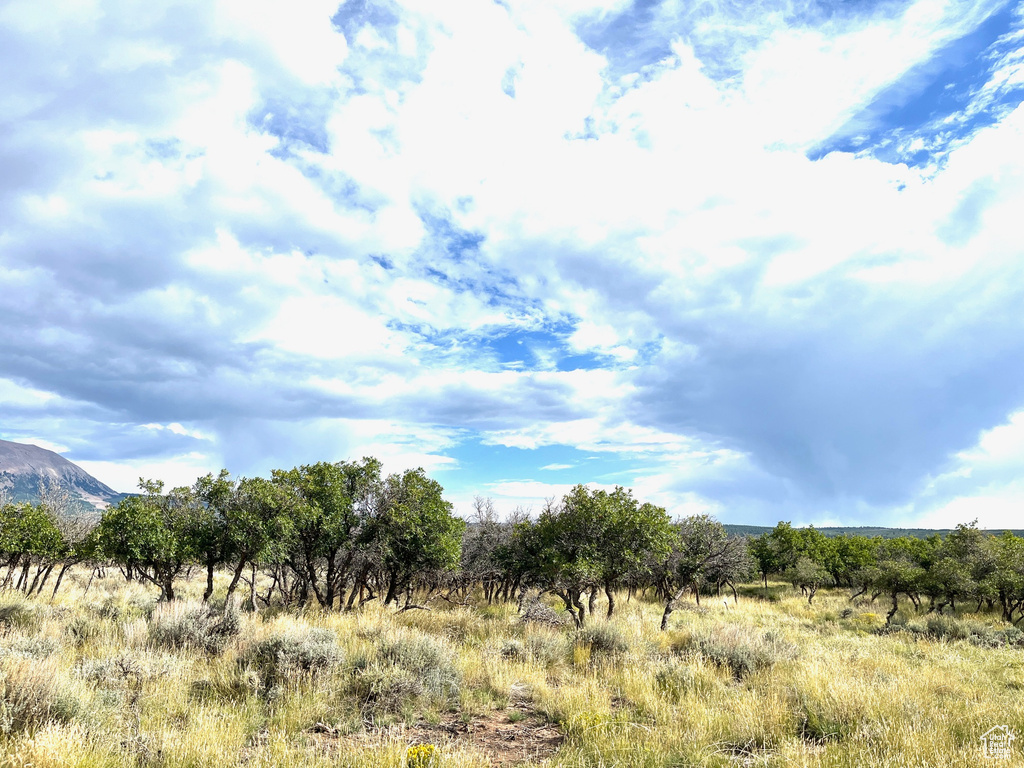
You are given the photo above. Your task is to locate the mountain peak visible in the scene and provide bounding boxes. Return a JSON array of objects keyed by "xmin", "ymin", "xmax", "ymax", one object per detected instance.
[{"xmin": 0, "ymin": 439, "xmax": 120, "ymax": 510}]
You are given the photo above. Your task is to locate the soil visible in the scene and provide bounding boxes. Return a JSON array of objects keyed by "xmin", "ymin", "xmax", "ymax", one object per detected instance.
[{"xmin": 307, "ymin": 707, "xmax": 565, "ymax": 766}]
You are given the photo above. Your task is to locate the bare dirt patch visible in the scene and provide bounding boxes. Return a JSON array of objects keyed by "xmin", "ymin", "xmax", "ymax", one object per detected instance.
[{"xmin": 308, "ymin": 708, "xmax": 564, "ymax": 766}]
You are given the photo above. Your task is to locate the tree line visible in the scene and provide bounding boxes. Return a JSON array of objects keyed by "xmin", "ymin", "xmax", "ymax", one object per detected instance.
[
  {"xmin": 2, "ymin": 460, "xmax": 1024, "ymax": 629},
  {"xmin": 750, "ymin": 520, "xmax": 1024, "ymax": 624}
]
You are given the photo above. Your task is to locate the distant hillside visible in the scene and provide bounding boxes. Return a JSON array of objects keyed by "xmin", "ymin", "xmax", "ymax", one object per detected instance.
[
  {"xmin": 0, "ymin": 439, "xmax": 122, "ymax": 511},
  {"xmin": 724, "ymin": 524, "xmax": 1024, "ymax": 539}
]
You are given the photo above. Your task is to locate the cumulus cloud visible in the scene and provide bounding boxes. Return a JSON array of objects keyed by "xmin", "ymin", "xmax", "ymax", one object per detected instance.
[{"xmin": 1, "ymin": 0, "xmax": 1023, "ymax": 526}]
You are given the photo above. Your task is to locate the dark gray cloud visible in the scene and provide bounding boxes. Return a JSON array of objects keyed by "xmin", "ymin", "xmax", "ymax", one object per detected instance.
[{"xmin": 629, "ymin": 260, "xmax": 1024, "ymax": 513}]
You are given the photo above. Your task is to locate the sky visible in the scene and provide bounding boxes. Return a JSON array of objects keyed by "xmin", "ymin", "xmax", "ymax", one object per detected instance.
[{"xmin": 2, "ymin": 0, "xmax": 1024, "ymax": 528}]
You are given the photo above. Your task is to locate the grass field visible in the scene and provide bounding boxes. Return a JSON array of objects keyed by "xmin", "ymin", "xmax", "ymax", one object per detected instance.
[{"xmin": 0, "ymin": 571, "xmax": 1021, "ymax": 768}]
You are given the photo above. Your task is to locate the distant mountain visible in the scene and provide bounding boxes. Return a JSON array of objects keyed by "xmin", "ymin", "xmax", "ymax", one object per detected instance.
[{"xmin": 0, "ymin": 439, "xmax": 122, "ymax": 510}]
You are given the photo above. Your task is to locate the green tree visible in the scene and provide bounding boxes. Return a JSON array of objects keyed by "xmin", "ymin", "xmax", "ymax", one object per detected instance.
[
  {"xmin": 492, "ymin": 508, "xmax": 546, "ymax": 606},
  {"xmin": 461, "ymin": 497, "xmax": 518, "ymax": 604},
  {"xmin": 661, "ymin": 515, "xmax": 747, "ymax": 629},
  {"xmin": 273, "ymin": 458, "xmax": 382, "ymax": 610},
  {"xmin": 829, "ymin": 535, "xmax": 876, "ymax": 588},
  {"xmin": 787, "ymin": 555, "xmax": 833, "ymax": 604},
  {"xmin": 991, "ymin": 532, "xmax": 1024, "ymax": 624},
  {"xmin": 367, "ymin": 468, "xmax": 464, "ymax": 606},
  {"xmin": 939, "ymin": 521, "xmax": 995, "ymax": 612},
  {"xmin": 223, "ymin": 476, "xmax": 297, "ymax": 605},
  {"xmin": 596, "ymin": 488, "xmax": 674, "ymax": 617},
  {"xmin": 749, "ymin": 522, "xmax": 800, "ymax": 588},
  {"xmin": 168, "ymin": 470, "xmax": 236, "ymax": 603},
  {"xmin": 96, "ymin": 479, "xmax": 195, "ymax": 600},
  {"xmin": 0, "ymin": 500, "xmax": 63, "ymax": 593},
  {"xmin": 871, "ymin": 536, "xmax": 930, "ymax": 624}
]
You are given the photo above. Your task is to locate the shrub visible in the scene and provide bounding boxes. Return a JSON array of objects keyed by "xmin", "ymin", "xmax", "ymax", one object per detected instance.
[
  {"xmin": 922, "ymin": 616, "xmax": 1024, "ymax": 648},
  {"xmin": 378, "ymin": 634, "xmax": 460, "ymax": 704},
  {"xmin": 925, "ymin": 615, "xmax": 966, "ymax": 640},
  {"xmin": 65, "ymin": 615, "xmax": 103, "ymax": 647},
  {"xmin": 95, "ymin": 595, "xmax": 150, "ymax": 622},
  {"xmin": 357, "ymin": 666, "xmax": 425, "ymax": 715},
  {"xmin": 680, "ymin": 625, "xmax": 797, "ymax": 680},
  {"xmin": 651, "ymin": 659, "xmax": 700, "ymax": 700},
  {"xmin": 796, "ymin": 692, "xmax": 856, "ymax": 743},
  {"xmin": 0, "ymin": 603, "xmax": 37, "ymax": 630},
  {"xmin": 880, "ymin": 614, "xmax": 1024, "ymax": 648},
  {"xmin": 526, "ymin": 633, "xmax": 568, "ymax": 666},
  {"xmin": 518, "ymin": 596, "xmax": 570, "ymax": 627},
  {"xmin": 239, "ymin": 628, "xmax": 341, "ymax": 690},
  {"xmin": 573, "ymin": 623, "xmax": 630, "ymax": 656},
  {"xmin": 500, "ymin": 634, "xmax": 566, "ymax": 666},
  {"xmin": 149, "ymin": 600, "xmax": 242, "ymax": 654},
  {"xmin": 1, "ymin": 636, "xmax": 61, "ymax": 660},
  {"xmin": 1003, "ymin": 626, "xmax": 1024, "ymax": 646},
  {"xmin": 0, "ymin": 658, "xmax": 81, "ymax": 734},
  {"xmin": 78, "ymin": 652, "xmax": 177, "ymax": 686},
  {"xmin": 500, "ymin": 639, "xmax": 527, "ymax": 662},
  {"xmin": 189, "ymin": 668, "xmax": 260, "ymax": 703}
]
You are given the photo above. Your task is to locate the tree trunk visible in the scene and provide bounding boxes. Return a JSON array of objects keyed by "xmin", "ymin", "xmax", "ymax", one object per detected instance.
[
  {"xmin": 554, "ymin": 589, "xmax": 583, "ymax": 628},
  {"xmin": 16, "ymin": 558, "xmax": 29, "ymax": 591},
  {"xmin": 886, "ymin": 593, "xmax": 899, "ymax": 625},
  {"xmin": 605, "ymin": 584, "xmax": 615, "ymax": 618},
  {"xmin": 226, "ymin": 558, "xmax": 247, "ymax": 599},
  {"xmin": 203, "ymin": 561, "xmax": 215, "ymax": 602},
  {"xmin": 247, "ymin": 564, "xmax": 257, "ymax": 611},
  {"xmin": 345, "ymin": 567, "xmax": 369, "ymax": 611},
  {"xmin": 572, "ymin": 592, "xmax": 586, "ymax": 627},
  {"xmin": 660, "ymin": 587, "xmax": 687, "ymax": 631},
  {"xmin": 324, "ymin": 558, "xmax": 336, "ymax": 610},
  {"xmin": 38, "ymin": 562, "xmax": 56, "ymax": 593},
  {"xmin": 83, "ymin": 568, "xmax": 97, "ymax": 595},
  {"xmin": 383, "ymin": 573, "xmax": 400, "ymax": 606},
  {"xmin": 304, "ymin": 561, "xmax": 327, "ymax": 607},
  {"xmin": 261, "ymin": 569, "xmax": 280, "ymax": 607},
  {"xmin": 29, "ymin": 564, "xmax": 51, "ymax": 595},
  {"xmin": 50, "ymin": 563, "xmax": 72, "ymax": 600}
]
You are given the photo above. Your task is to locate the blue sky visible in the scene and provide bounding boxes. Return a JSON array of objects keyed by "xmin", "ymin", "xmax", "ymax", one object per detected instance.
[{"xmin": 2, "ymin": 0, "xmax": 1024, "ymax": 527}]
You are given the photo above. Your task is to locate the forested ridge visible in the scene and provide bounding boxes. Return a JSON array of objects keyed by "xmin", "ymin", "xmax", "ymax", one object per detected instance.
[{"xmin": 4, "ymin": 458, "xmax": 1024, "ymax": 629}]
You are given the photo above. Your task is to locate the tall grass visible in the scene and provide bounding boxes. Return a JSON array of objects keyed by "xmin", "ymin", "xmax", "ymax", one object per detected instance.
[{"xmin": 0, "ymin": 573, "xmax": 1019, "ymax": 767}]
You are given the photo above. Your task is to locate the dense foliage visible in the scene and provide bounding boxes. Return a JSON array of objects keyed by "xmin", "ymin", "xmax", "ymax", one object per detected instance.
[{"xmin": 3, "ymin": 463, "xmax": 1024, "ymax": 631}]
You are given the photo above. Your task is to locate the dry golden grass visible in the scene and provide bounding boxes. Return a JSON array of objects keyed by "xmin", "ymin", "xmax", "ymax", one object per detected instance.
[{"xmin": 0, "ymin": 574, "xmax": 1020, "ymax": 767}]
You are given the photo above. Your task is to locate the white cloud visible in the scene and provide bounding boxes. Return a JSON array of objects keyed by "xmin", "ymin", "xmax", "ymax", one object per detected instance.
[
  {"xmin": 484, "ymin": 478, "xmax": 622, "ymax": 513},
  {"xmin": 76, "ymin": 453, "xmax": 219, "ymax": 494},
  {"xmin": 141, "ymin": 422, "xmax": 213, "ymax": 442},
  {"xmin": 217, "ymin": 0, "xmax": 349, "ymax": 85},
  {"xmin": 911, "ymin": 411, "xmax": 1024, "ymax": 529},
  {"xmin": 14, "ymin": 437, "xmax": 70, "ymax": 455},
  {"xmin": 3, "ymin": 0, "xmax": 1023, "ymax": 527},
  {"xmin": 0, "ymin": 378, "xmax": 59, "ymax": 408}
]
